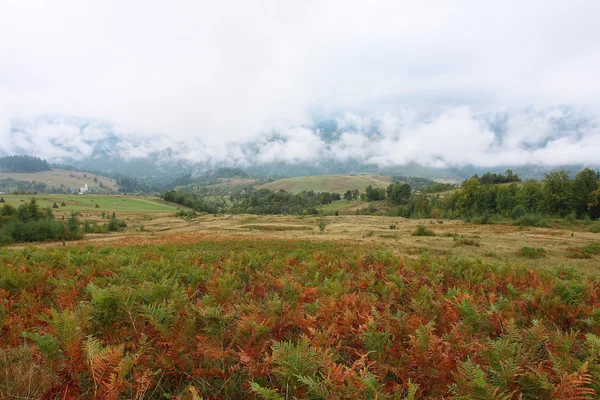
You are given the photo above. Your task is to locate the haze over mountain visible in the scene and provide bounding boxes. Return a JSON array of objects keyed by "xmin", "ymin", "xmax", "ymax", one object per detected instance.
[{"xmin": 1, "ymin": 1, "xmax": 599, "ymax": 179}]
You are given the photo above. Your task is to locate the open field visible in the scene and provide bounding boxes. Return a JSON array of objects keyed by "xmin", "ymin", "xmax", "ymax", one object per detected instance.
[
  {"xmin": 0, "ymin": 168, "xmax": 118, "ymax": 191},
  {"xmin": 0, "ymin": 194, "xmax": 179, "ymax": 213},
  {"xmin": 8, "ymin": 211, "xmax": 600, "ymax": 275},
  {"xmin": 256, "ymin": 174, "xmax": 392, "ymax": 193}
]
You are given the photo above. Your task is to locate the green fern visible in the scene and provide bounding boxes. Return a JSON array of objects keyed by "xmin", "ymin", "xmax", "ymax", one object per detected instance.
[{"xmin": 250, "ymin": 382, "xmax": 284, "ymax": 400}]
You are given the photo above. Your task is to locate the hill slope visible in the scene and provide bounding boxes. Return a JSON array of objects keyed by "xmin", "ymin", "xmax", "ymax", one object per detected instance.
[
  {"xmin": 256, "ymin": 174, "xmax": 391, "ymax": 193},
  {"xmin": 0, "ymin": 169, "xmax": 118, "ymax": 192}
]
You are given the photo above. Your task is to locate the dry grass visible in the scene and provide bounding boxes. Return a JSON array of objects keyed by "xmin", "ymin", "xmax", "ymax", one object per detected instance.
[{"xmin": 7, "ymin": 212, "xmax": 600, "ymax": 274}]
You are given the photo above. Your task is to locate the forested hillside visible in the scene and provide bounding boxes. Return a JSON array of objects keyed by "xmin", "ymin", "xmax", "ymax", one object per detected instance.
[{"xmin": 0, "ymin": 155, "xmax": 51, "ymax": 172}]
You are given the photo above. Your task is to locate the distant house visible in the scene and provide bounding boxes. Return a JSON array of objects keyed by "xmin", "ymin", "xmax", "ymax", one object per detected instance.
[{"xmin": 79, "ymin": 183, "xmax": 89, "ymax": 194}]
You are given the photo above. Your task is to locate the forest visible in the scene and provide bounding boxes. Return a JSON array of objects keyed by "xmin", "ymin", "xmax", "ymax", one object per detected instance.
[{"xmin": 0, "ymin": 155, "xmax": 51, "ymax": 173}]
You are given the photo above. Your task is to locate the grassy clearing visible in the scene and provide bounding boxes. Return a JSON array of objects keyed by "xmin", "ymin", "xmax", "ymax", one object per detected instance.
[
  {"xmin": 3, "ymin": 238, "xmax": 600, "ymax": 398},
  {"xmin": 256, "ymin": 174, "xmax": 391, "ymax": 193},
  {"xmin": 0, "ymin": 194, "xmax": 178, "ymax": 212},
  {"xmin": 0, "ymin": 168, "xmax": 118, "ymax": 190}
]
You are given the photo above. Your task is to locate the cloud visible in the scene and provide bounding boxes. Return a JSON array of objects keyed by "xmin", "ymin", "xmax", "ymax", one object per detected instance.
[
  {"xmin": 2, "ymin": 107, "xmax": 599, "ymax": 170},
  {"xmin": 1, "ymin": 1, "xmax": 600, "ymax": 169}
]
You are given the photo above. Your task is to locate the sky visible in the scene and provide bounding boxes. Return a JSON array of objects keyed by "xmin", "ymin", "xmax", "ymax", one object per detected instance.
[{"xmin": 1, "ymin": 0, "xmax": 600, "ymax": 168}]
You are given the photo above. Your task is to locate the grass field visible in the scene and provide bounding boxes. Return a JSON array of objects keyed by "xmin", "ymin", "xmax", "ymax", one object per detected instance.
[
  {"xmin": 0, "ymin": 169, "xmax": 118, "ymax": 191},
  {"xmin": 256, "ymin": 174, "xmax": 392, "ymax": 193},
  {"xmin": 0, "ymin": 194, "xmax": 178, "ymax": 212}
]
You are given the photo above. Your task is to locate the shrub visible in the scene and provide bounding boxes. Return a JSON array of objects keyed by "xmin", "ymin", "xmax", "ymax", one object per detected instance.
[
  {"xmin": 318, "ymin": 217, "xmax": 327, "ymax": 233},
  {"xmin": 104, "ymin": 213, "xmax": 127, "ymax": 232},
  {"xmin": 510, "ymin": 205, "xmax": 526, "ymax": 220},
  {"xmin": 590, "ymin": 223, "xmax": 600, "ymax": 233},
  {"xmin": 470, "ymin": 214, "xmax": 490, "ymax": 225},
  {"xmin": 567, "ymin": 243, "xmax": 600, "ymax": 259},
  {"xmin": 565, "ymin": 211, "xmax": 577, "ymax": 224},
  {"xmin": 453, "ymin": 236, "xmax": 480, "ymax": 247},
  {"xmin": 175, "ymin": 209, "xmax": 196, "ymax": 219},
  {"xmin": 513, "ymin": 213, "xmax": 551, "ymax": 228},
  {"xmin": 412, "ymin": 225, "xmax": 435, "ymax": 236},
  {"xmin": 518, "ymin": 247, "xmax": 546, "ymax": 259},
  {"xmin": 389, "ymin": 224, "xmax": 397, "ymax": 230}
]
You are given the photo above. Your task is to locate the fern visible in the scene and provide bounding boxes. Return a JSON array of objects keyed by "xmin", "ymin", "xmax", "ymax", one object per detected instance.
[
  {"xmin": 250, "ymin": 382, "xmax": 284, "ymax": 400},
  {"xmin": 552, "ymin": 363, "xmax": 596, "ymax": 399},
  {"xmin": 451, "ymin": 358, "xmax": 513, "ymax": 400}
]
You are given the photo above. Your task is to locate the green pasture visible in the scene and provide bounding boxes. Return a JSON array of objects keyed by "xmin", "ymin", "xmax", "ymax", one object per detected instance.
[{"xmin": 0, "ymin": 194, "xmax": 178, "ymax": 212}]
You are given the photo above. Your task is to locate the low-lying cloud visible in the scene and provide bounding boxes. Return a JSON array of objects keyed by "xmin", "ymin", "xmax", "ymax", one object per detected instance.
[{"xmin": 2, "ymin": 106, "xmax": 598, "ymax": 169}]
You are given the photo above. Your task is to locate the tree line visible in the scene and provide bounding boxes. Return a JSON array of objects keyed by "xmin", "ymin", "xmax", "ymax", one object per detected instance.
[
  {"xmin": 0, "ymin": 155, "xmax": 51, "ymax": 172},
  {"xmin": 160, "ymin": 168, "xmax": 600, "ymax": 222},
  {"xmin": 163, "ymin": 188, "xmax": 342, "ymax": 215},
  {"xmin": 375, "ymin": 168, "xmax": 600, "ymax": 222}
]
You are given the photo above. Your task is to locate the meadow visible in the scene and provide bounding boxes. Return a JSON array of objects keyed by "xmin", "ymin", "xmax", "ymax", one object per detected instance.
[
  {"xmin": 256, "ymin": 174, "xmax": 391, "ymax": 193},
  {"xmin": 0, "ymin": 194, "xmax": 179, "ymax": 213},
  {"xmin": 0, "ymin": 169, "xmax": 118, "ymax": 191}
]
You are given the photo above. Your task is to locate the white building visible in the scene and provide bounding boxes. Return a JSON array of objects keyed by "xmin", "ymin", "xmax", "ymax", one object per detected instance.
[{"xmin": 78, "ymin": 183, "xmax": 89, "ymax": 194}]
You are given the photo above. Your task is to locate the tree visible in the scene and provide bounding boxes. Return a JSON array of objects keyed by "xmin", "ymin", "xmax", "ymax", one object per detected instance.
[
  {"xmin": 458, "ymin": 177, "xmax": 482, "ymax": 215},
  {"xmin": 366, "ymin": 185, "xmax": 386, "ymax": 201},
  {"xmin": 516, "ymin": 180, "xmax": 544, "ymax": 213},
  {"xmin": 572, "ymin": 168, "xmax": 599, "ymax": 218},
  {"xmin": 587, "ymin": 180, "xmax": 600, "ymax": 220},
  {"xmin": 386, "ymin": 183, "xmax": 412, "ymax": 205},
  {"xmin": 542, "ymin": 171, "xmax": 574, "ymax": 216},
  {"xmin": 505, "ymin": 169, "xmax": 521, "ymax": 183}
]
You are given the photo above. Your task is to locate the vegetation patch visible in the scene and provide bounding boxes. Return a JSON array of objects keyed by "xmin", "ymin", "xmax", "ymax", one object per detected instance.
[
  {"xmin": 175, "ymin": 209, "xmax": 197, "ymax": 219},
  {"xmin": 412, "ymin": 224, "xmax": 436, "ymax": 236},
  {"xmin": 0, "ymin": 199, "xmax": 82, "ymax": 245},
  {"xmin": 518, "ymin": 246, "xmax": 547, "ymax": 259},
  {"xmin": 5, "ymin": 239, "xmax": 600, "ymax": 397},
  {"xmin": 453, "ymin": 235, "xmax": 481, "ymax": 247},
  {"xmin": 567, "ymin": 242, "xmax": 600, "ymax": 259}
]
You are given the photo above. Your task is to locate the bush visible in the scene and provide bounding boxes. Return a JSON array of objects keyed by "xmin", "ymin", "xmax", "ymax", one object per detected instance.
[
  {"xmin": 567, "ymin": 243, "xmax": 600, "ymax": 259},
  {"xmin": 175, "ymin": 209, "xmax": 196, "ymax": 219},
  {"xmin": 453, "ymin": 236, "xmax": 480, "ymax": 247},
  {"xmin": 519, "ymin": 247, "xmax": 546, "ymax": 259},
  {"xmin": 510, "ymin": 205, "xmax": 526, "ymax": 220},
  {"xmin": 104, "ymin": 213, "xmax": 127, "ymax": 232},
  {"xmin": 513, "ymin": 213, "xmax": 551, "ymax": 228},
  {"xmin": 470, "ymin": 214, "xmax": 490, "ymax": 224},
  {"xmin": 412, "ymin": 225, "xmax": 435, "ymax": 237},
  {"xmin": 565, "ymin": 211, "xmax": 577, "ymax": 224},
  {"xmin": 318, "ymin": 217, "xmax": 327, "ymax": 233},
  {"xmin": 590, "ymin": 223, "xmax": 600, "ymax": 233}
]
